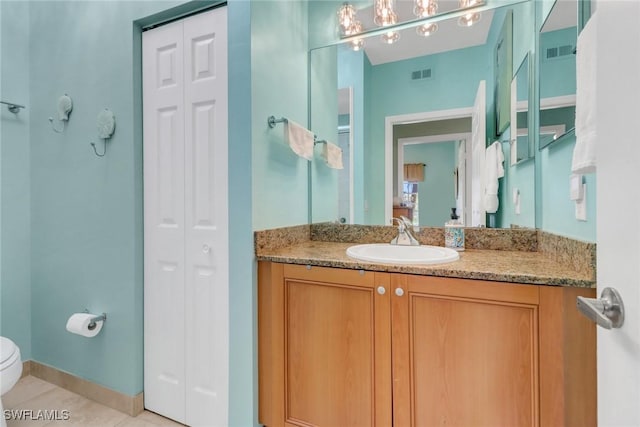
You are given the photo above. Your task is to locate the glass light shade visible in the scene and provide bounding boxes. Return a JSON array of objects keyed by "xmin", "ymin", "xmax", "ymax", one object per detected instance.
[
  {"xmin": 416, "ymin": 22, "xmax": 438, "ymax": 36},
  {"xmin": 458, "ymin": 12, "xmax": 481, "ymax": 27},
  {"xmin": 458, "ymin": 0, "xmax": 482, "ymax": 27},
  {"xmin": 351, "ymin": 37, "xmax": 365, "ymax": 51},
  {"xmin": 374, "ymin": 0, "xmax": 398, "ymax": 26},
  {"xmin": 349, "ymin": 20, "xmax": 363, "ymax": 36},
  {"xmin": 414, "ymin": 0, "xmax": 438, "ymax": 18},
  {"xmin": 381, "ymin": 30, "xmax": 400, "ymax": 44},
  {"xmin": 337, "ymin": 3, "xmax": 357, "ymax": 35}
]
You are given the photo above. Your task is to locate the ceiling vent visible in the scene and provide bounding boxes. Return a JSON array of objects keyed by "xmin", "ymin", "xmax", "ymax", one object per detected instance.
[{"xmin": 545, "ymin": 44, "xmax": 574, "ymax": 60}]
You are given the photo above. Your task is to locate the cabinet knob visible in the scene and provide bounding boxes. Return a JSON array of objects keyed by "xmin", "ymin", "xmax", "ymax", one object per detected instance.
[
  {"xmin": 202, "ymin": 244, "xmax": 211, "ymax": 254},
  {"xmin": 377, "ymin": 286, "xmax": 386, "ymax": 295},
  {"xmin": 395, "ymin": 287, "xmax": 404, "ymax": 297}
]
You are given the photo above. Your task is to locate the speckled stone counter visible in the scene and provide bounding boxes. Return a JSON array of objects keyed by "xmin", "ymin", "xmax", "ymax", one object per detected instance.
[{"xmin": 255, "ymin": 224, "xmax": 596, "ymax": 288}]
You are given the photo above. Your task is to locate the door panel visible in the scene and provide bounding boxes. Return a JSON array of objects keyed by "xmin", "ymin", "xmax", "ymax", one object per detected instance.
[
  {"xmin": 144, "ymin": 7, "xmax": 228, "ymax": 426},
  {"xmin": 596, "ymin": 2, "xmax": 640, "ymax": 425},
  {"xmin": 143, "ymin": 19, "xmax": 186, "ymax": 423},
  {"xmin": 285, "ymin": 280, "xmax": 375, "ymax": 426},
  {"xmin": 392, "ymin": 275, "xmax": 539, "ymax": 427},
  {"xmin": 259, "ymin": 264, "xmax": 392, "ymax": 427},
  {"xmin": 183, "ymin": 8, "xmax": 228, "ymax": 427}
]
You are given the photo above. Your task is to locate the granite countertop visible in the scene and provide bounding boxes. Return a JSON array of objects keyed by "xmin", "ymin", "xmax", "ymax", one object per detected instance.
[{"xmin": 256, "ymin": 240, "xmax": 596, "ymax": 288}]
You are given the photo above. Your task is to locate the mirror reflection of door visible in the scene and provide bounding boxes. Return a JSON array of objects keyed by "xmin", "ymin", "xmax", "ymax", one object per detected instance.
[
  {"xmin": 399, "ymin": 136, "xmax": 470, "ymax": 227},
  {"xmin": 337, "ymin": 87, "xmax": 353, "ymax": 224}
]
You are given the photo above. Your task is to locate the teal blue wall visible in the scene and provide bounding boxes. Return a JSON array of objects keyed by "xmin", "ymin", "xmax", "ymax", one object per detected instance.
[
  {"xmin": 403, "ymin": 142, "xmax": 456, "ymax": 227},
  {"xmin": 27, "ymin": 0, "xmax": 185, "ymax": 397},
  {"xmin": 536, "ymin": 3, "xmax": 595, "ymax": 242},
  {"xmin": 0, "ymin": 0, "xmax": 32, "ymax": 360},
  {"xmin": 499, "ymin": 128, "xmax": 536, "ymax": 228},
  {"xmin": 540, "ymin": 27, "xmax": 576, "ymax": 98},
  {"xmin": 337, "ymin": 45, "xmax": 369, "ymax": 224},
  {"xmin": 227, "ymin": 1, "xmax": 256, "ymax": 425},
  {"xmin": 252, "ymin": 0, "xmax": 310, "ymax": 230},
  {"xmin": 310, "ymin": 46, "xmax": 339, "ymax": 222},
  {"xmin": 366, "ymin": 44, "xmax": 491, "ymax": 224},
  {"xmin": 541, "ymin": 135, "xmax": 596, "ymax": 241},
  {"xmin": 492, "ymin": 1, "xmax": 537, "ymax": 230}
]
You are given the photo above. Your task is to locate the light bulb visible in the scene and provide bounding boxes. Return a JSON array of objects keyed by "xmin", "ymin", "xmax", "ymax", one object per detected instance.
[
  {"xmin": 414, "ymin": 0, "xmax": 437, "ymax": 18},
  {"xmin": 337, "ymin": 3, "xmax": 357, "ymax": 36},
  {"xmin": 417, "ymin": 22, "xmax": 438, "ymax": 37},
  {"xmin": 374, "ymin": 0, "xmax": 398, "ymax": 27},
  {"xmin": 458, "ymin": 0, "xmax": 482, "ymax": 27},
  {"xmin": 351, "ymin": 38, "xmax": 365, "ymax": 51},
  {"xmin": 381, "ymin": 31, "xmax": 400, "ymax": 44}
]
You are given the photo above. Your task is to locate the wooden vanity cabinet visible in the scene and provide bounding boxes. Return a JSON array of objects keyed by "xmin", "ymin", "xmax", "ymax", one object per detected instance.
[{"xmin": 258, "ymin": 262, "xmax": 596, "ymax": 427}]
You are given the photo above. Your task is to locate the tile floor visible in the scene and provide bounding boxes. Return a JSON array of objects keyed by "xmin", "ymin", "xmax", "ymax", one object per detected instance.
[{"xmin": 4, "ymin": 376, "xmax": 184, "ymax": 426}]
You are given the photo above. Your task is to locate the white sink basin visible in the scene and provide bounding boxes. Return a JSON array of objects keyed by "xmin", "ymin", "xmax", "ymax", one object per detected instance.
[{"xmin": 346, "ymin": 243, "xmax": 460, "ymax": 265}]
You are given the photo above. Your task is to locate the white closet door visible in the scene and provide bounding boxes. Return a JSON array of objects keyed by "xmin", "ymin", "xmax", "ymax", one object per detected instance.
[
  {"xmin": 183, "ymin": 8, "xmax": 228, "ymax": 427},
  {"xmin": 143, "ymin": 19, "xmax": 187, "ymax": 423},
  {"xmin": 143, "ymin": 7, "xmax": 228, "ymax": 426}
]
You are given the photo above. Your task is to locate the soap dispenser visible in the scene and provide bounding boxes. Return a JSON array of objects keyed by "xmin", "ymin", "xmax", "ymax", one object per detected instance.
[{"xmin": 445, "ymin": 208, "xmax": 465, "ymax": 251}]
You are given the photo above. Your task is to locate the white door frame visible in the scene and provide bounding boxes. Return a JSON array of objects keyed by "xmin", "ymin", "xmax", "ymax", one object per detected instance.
[{"xmin": 384, "ymin": 107, "xmax": 473, "ymax": 225}]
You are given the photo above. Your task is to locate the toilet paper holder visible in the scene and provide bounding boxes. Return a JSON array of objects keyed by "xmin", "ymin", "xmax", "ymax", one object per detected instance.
[{"xmin": 83, "ymin": 309, "xmax": 107, "ymax": 331}]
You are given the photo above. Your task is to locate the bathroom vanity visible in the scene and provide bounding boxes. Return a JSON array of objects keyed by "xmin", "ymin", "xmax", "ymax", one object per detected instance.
[{"xmin": 256, "ymin": 226, "xmax": 596, "ymax": 427}]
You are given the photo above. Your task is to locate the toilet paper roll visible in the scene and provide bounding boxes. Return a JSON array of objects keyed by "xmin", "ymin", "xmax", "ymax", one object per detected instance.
[{"xmin": 66, "ymin": 313, "xmax": 104, "ymax": 338}]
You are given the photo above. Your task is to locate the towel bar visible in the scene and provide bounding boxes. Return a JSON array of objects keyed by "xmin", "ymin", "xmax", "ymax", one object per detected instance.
[
  {"xmin": 267, "ymin": 115, "xmax": 287, "ymax": 128},
  {"xmin": 1, "ymin": 100, "xmax": 25, "ymax": 114}
]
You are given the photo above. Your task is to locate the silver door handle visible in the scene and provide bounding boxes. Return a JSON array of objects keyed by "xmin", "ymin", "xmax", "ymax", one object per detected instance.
[{"xmin": 576, "ymin": 287, "xmax": 625, "ymax": 329}]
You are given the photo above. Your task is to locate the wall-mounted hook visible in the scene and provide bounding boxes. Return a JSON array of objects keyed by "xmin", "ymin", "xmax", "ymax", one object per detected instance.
[
  {"xmin": 48, "ymin": 94, "xmax": 73, "ymax": 133},
  {"xmin": 90, "ymin": 140, "xmax": 107, "ymax": 157},
  {"xmin": 90, "ymin": 108, "xmax": 115, "ymax": 158}
]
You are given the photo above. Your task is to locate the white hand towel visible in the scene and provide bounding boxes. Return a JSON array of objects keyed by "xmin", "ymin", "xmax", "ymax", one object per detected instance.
[
  {"xmin": 285, "ymin": 120, "xmax": 314, "ymax": 161},
  {"xmin": 321, "ymin": 142, "xmax": 344, "ymax": 169},
  {"xmin": 483, "ymin": 141, "xmax": 505, "ymax": 213},
  {"xmin": 572, "ymin": 13, "xmax": 597, "ymax": 174}
]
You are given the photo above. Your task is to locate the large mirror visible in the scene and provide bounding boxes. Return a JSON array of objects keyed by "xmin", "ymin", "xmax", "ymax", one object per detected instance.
[
  {"xmin": 510, "ymin": 52, "xmax": 530, "ymax": 165},
  {"xmin": 538, "ymin": 0, "xmax": 577, "ymax": 149},
  {"xmin": 310, "ymin": 0, "xmax": 535, "ymax": 228}
]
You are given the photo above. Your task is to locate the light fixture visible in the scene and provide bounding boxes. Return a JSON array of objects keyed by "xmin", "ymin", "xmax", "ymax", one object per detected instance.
[
  {"xmin": 374, "ymin": 0, "xmax": 398, "ymax": 27},
  {"xmin": 414, "ymin": 0, "xmax": 437, "ymax": 18},
  {"xmin": 416, "ymin": 22, "xmax": 438, "ymax": 37},
  {"xmin": 349, "ymin": 21, "xmax": 365, "ymax": 51},
  {"xmin": 337, "ymin": 3, "xmax": 357, "ymax": 35},
  {"xmin": 414, "ymin": 0, "xmax": 439, "ymax": 36},
  {"xmin": 351, "ymin": 37, "xmax": 365, "ymax": 51},
  {"xmin": 458, "ymin": 0, "xmax": 482, "ymax": 27},
  {"xmin": 381, "ymin": 30, "xmax": 400, "ymax": 44}
]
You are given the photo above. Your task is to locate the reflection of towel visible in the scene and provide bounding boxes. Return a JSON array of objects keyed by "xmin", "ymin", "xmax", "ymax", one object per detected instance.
[
  {"xmin": 483, "ymin": 141, "xmax": 504, "ymax": 213},
  {"xmin": 572, "ymin": 13, "xmax": 597, "ymax": 174},
  {"xmin": 285, "ymin": 120, "xmax": 314, "ymax": 161},
  {"xmin": 321, "ymin": 142, "xmax": 343, "ymax": 169}
]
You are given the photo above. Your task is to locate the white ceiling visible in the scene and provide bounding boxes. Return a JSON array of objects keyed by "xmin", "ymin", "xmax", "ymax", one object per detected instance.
[
  {"xmin": 541, "ymin": 0, "xmax": 577, "ymax": 32},
  {"xmin": 356, "ymin": 0, "xmax": 495, "ymax": 65},
  {"xmin": 352, "ymin": 0, "xmax": 577, "ymax": 65}
]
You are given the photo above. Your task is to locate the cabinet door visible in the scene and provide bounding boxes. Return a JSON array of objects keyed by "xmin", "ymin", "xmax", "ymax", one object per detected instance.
[
  {"xmin": 391, "ymin": 275, "xmax": 540, "ymax": 427},
  {"xmin": 259, "ymin": 263, "xmax": 392, "ymax": 427}
]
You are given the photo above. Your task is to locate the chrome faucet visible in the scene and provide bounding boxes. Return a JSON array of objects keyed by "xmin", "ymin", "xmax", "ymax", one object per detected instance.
[{"xmin": 390, "ymin": 216, "xmax": 420, "ymax": 246}]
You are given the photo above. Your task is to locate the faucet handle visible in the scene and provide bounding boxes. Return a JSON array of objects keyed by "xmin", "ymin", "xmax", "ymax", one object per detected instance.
[
  {"xmin": 399, "ymin": 215, "xmax": 413, "ymax": 228},
  {"xmin": 391, "ymin": 217, "xmax": 405, "ymax": 231}
]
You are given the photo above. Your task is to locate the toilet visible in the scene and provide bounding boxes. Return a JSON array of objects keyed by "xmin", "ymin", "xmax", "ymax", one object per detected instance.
[{"xmin": 0, "ymin": 337, "xmax": 22, "ymax": 427}]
